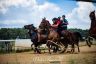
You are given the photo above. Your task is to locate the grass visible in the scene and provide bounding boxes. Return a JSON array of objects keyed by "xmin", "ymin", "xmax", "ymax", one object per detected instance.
[
  {"xmin": 68, "ymin": 54, "xmax": 96, "ymax": 64},
  {"xmin": 69, "ymin": 59, "xmax": 75, "ymax": 64}
]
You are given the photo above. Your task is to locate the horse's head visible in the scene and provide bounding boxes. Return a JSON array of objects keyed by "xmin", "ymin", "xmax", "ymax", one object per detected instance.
[
  {"xmin": 39, "ymin": 18, "xmax": 47, "ymax": 29},
  {"xmin": 39, "ymin": 18, "xmax": 51, "ymax": 29},
  {"xmin": 24, "ymin": 24, "xmax": 37, "ymax": 38},
  {"xmin": 89, "ymin": 10, "xmax": 95, "ymax": 20},
  {"xmin": 24, "ymin": 24, "xmax": 36, "ymax": 31}
]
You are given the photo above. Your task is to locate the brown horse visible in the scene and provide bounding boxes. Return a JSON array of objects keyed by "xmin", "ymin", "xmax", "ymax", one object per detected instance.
[
  {"xmin": 38, "ymin": 18, "xmax": 51, "ymax": 42},
  {"xmin": 89, "ymin": 10, "xmax": 96, "ymax": 38},
  {"xmin": 60, "ymin": 30, "xmax": 82, "ymax": 53},
  {"xmin": 39, "ymin": 18, "xmax": 64, "ymax": 54},
  {"xmin": 86, "ymin": 11, "xmax": 96, "ymax": 47},
  {"xmin": 39, "ymin": 18, "xmax": 82, "ymax": 53},
  {"xmin": 46, "ymin": 28, "xmax": 61, "ymax": 54}
]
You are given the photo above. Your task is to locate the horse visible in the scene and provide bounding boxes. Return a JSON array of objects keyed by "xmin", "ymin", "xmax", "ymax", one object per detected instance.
[
  {"xmin": 46, "ymin": 27, "xmax": 67, "ymax": 54},
  {"xmin": 89, "ymin": 10, "xmax": 96, "ymax": 38},
  {"xmin": 24, "ymin": 24, "xmax": 47, "ymax": 54},
  {"xmin": 60, "ymin": 31, "xmax": 82, "ymax": 53},
  {"xmin": 39, "ymin": 19, "xmax": 83, "ymax": 53},
  {"xmin": 86, "ymin": 11, "xmax": 96, "ymax": 47},
  {"xmin": 39, "ymin": 18, "xmax": 64, "ymax": 54}
]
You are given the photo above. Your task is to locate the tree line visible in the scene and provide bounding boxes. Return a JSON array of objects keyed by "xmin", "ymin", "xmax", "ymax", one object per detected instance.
[
  {"xmin": 0, "ymin": 28, "xmax": 88, "ymax": 40},
  {"xmin": 0, "ymin": 28, "xmax": 29, "ymax": 40}
]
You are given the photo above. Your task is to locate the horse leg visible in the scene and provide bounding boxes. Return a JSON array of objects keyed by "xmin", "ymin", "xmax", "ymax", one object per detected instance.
[
  {"xmin": 36, "ymin": 48, "xmax": 41, "ymax": 54},
  {"xmin": 32, "ymin": 44, "xmax": 37, "ymax": 53},
  {"xmin": 60, "ymin": 44, "xmax": 68, "ymax": 53},
  {"xmin": 53, "ymin": 46, "xmax": 56, "ymax": 53},
  {"xmin": 86, "ymin": 36, "xmax": 91, "ymax": 47},
  {"xmin": 76, "ymin": 43, "xmax": 80, "ymax": 53},
  {"xmin": 55, "ymin": 45, "xmax": 58, "ymax": 53},
  {"xmin": 89, "ymin": 37, "xmax": 93, "ymax": 45},
  {"xmin": 46, "ymin": 41, "xmax": 51, "ymax": 54},
  {"xmin": 63, "ymin": 44, "xmax": 68, "ymax": 53},
  {"xmin": 48, "ymin": 45, "xmax": 51, "ymax": 54},
  {"xmin": 53, "ymin": 45, "xmax": 58, "ymax": 53},
  {"xmin": 49, "ymin": 46, "xmax": 51, "ymax": 54},
  {"xmin": 34, "ymin": 48, "xmax": 36, "ymax": 53},
  {"xmin": 31, "ymin": 44, "xmax": 34, "ymax": 50},
  {"xmin": 35, "ymin": 45, "xmax": 41, "ymax": 54},
  {"xmin": 71, "ymin": 44, "xmax": 75, "ymax": 53}
]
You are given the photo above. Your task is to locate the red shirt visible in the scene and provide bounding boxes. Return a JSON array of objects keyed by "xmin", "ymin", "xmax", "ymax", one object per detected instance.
[{"xmin": 52, "ymin": 19, "xmax": 61, "ymax": 28}]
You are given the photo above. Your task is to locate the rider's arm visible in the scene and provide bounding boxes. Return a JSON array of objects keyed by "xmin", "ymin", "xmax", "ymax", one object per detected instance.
[{"xmin": 51, "ymin": 21, "xmax": 60, "ymax": 28}]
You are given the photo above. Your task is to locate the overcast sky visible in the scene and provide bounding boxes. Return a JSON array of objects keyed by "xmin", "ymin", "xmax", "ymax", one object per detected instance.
[{"xmin": 0, "ymin": 0, "xmax": 96, "ymax": 29}]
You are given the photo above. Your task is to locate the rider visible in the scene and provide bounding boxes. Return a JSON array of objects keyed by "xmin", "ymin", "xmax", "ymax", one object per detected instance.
[
  {"xmin": 51, "ymin": 15, "xmax": 69, "ymax": 37},
  {"xmin": 60, "ymin": 15, "xmax": 68, "ymax": 30},
  {"xmin": 51, "ymin": 17, "xmax": 61, "ymax": 32}
]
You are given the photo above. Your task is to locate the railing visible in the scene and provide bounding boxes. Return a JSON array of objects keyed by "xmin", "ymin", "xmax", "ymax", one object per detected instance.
[{"xmin": 0, "ymin": 40, "xmax": 15, "ymax": 53}]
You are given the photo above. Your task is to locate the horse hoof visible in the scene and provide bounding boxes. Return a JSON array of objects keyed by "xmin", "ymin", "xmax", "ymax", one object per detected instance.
[
  {"xmin": 71, "ymin": 52, "xmax": 74, "ymax": 54},
  {"xmin": 89, "ymin": 45, "xmax": 91, "ymax": 47},
  {"xmin": 37, "ymin": 51, "xmax": 41, "ymax": 54},
  {"xmin": 59, "ymin": 51, "xmax": 64, "ymax": 54},
  {"xmin": 39, "ymin": 52, "xmax": 41, "ymax": 54}
]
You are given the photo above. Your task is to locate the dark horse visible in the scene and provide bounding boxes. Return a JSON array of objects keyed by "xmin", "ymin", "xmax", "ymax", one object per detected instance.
[
  {"xmin": 39, "ymin": 18, "xmax": 82, "ymax": 53},
  {"xmin": 60, "ymin": 30, "xmax": 82, "ymax": 53},
  {"xmin": 24, "ymin": 24, "xmax": 47, "ymax": 54},
  {"xmin": 86, "ymin": 11, "xmax": 96, "ymax": 47}
]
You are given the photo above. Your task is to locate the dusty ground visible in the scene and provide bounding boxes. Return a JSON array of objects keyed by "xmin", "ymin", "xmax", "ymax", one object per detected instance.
[{"xmin": 0, "ymin": 45, "xmax": 96, "ymax": 64}]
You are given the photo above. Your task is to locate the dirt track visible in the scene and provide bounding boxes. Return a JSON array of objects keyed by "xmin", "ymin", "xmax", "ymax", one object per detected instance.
[{"xmin": 0, "ymin": 45, "xmax": 96, "ymax": 64}]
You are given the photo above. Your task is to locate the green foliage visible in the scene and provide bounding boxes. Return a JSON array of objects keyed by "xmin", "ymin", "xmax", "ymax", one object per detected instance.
[
  {"xmin": 0, "ymin": 28, "xmax": 29, "ymax": 40},
  {"xmin": 0, "ymin": 28, "xmax": 89, "ymax": 40},
  {"xmin": 68, "ymin": 28, "xmax": 88, "ymax": 37}
]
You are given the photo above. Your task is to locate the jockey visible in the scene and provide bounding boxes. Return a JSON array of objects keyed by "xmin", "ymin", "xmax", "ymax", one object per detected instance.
[
  {"xmin": 60, "ymin": 15, "xmax": 68, "ymax": 30},
  {"xmin": 51, "ymin": 17, "xmax": 61, "ymax": 32}
]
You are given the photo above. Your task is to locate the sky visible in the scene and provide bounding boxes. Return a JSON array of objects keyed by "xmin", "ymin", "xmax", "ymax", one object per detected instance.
[{"xmin": 0, "ymin": 0, "xmax": 96, "ymax": 29}]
